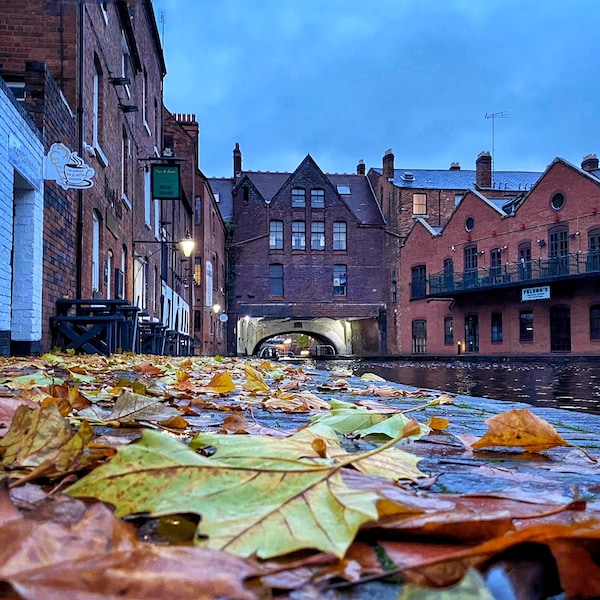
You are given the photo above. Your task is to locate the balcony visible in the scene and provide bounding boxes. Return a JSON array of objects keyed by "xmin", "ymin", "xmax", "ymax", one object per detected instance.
[{"xmin": 428, "ymin": 251, "xmax": 600, "ymax": 297}]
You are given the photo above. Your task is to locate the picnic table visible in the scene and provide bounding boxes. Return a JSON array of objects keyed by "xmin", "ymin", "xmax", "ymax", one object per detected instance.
[{"xmin": 51, "ymin": 299, "xmax": 139, "ymax": 355}]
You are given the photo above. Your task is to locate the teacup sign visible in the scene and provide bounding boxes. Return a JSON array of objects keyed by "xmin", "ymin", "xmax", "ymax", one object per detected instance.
[{"xmin": 44, "ymin": 142, "xmax": 95, "ymax": 190}]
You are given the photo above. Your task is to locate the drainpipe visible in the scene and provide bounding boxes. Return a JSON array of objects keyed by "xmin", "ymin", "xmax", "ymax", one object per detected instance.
[{"xmin": 76, "ymin": 0, "xmax": 84, "ymax": 298}]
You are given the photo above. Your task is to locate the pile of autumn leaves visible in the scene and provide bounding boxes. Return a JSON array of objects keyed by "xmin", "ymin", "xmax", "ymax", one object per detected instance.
[{"xmin": 0, "ymin": 353, "xmax": 599, "ymax": 599}]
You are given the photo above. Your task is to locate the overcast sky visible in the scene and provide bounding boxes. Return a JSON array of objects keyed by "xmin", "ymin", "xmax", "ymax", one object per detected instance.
[{"xmin": 152, "ymin": 0, "xmax": 600, "ymax": 179}]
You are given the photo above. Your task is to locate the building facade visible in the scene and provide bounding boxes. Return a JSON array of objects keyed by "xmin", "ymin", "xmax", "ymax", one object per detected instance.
[
  {"xmin": 0, "ymin": 0, "xmax": 195, "ymax": 353},
  {"xmin": 399, "ymin": 155, "xmax": 600, "ymax": 356},
  {"xmin": 213, "ymin": 147, "xmax": 386, "ymax": 357},
  {"xmin": 368, "ymin": 149, "xmax": 542, "ymax": 354}
]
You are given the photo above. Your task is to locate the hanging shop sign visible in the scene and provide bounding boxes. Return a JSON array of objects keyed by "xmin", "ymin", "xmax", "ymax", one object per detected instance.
[
  {"xmin": 522, "ymin": 285, "xmax": 550, "ymax": 301},
  {"xmin": 44, "ymin": 142, "xmax": 95, "ymax": 190},
  {"xmin": 151, "ymin": 164, "xmax": 180, "ymax": 199}
]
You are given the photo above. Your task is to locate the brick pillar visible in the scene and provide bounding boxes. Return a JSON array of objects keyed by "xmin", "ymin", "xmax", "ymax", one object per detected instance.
[{"xmin": 582, "ymin": 154, "xmax": 599, "ymax": 172}]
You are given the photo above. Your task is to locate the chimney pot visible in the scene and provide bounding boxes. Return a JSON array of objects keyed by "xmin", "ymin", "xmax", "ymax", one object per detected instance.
[
  {"xmin": 356, "ymin": 159, "xmax": 366, "ymax": 175},
  {"xmin": 449, "ymin": 162, "xmax": 461, "ymax": 170},
  {"xmin": 582, "ymin": 154, "xmax": 599, "ymax": 172},
  {"xmin": 233, "ymin": 143, "xmax": 242, "ymax": 178}
]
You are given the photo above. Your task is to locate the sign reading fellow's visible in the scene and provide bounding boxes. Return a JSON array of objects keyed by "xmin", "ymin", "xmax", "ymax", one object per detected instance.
[
  {"xmin": 522, "ymin": 285, "xmax": 550, "ymax": 301},
  {"xmin": 151, "ymin": 164, "xmax": 181, "ymax": 199}
]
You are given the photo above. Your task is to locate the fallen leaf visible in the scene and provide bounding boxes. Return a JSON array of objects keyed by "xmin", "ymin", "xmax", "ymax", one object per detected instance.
[{"xmin": 204, "ymin": 371, "xmax": 236, "ymax": 394}]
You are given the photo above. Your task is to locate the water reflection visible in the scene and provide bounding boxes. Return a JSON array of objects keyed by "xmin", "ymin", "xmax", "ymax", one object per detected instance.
[{"xmin": 314, "ymin": 359, "xmax": 600, "ymax": 415}]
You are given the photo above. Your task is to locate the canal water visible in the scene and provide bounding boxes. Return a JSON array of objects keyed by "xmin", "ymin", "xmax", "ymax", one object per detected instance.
[{"xmin": 313, "ymin": 358, "xmax": 600, "ymax": 415}]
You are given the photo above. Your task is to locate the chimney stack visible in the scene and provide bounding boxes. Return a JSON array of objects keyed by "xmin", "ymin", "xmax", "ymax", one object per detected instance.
[
  {"xmin": 582, "ymin": 154, "xmax": 599, "ymax": 172},
  {"xmin": 356, "ymin": 159, "xmax": 365, "ymax": 175},
  {"xmin": 449, "ymin": 162, "xmax": 461, "ymax": 170},
  {"xmin": 233, "ymin": 143, "xmax": 242, "ymax": 178},
  {"xmin": 382, "ymin": 149, "xmax": 394, "ymax": 179},
  {"xmin": 476, "ymin": 151, "xmax": 492, "ymax": 188}
]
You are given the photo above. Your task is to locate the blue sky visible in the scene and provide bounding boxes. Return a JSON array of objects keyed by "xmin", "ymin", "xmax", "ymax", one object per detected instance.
[{"xmin": 152, "ymin": 1, "xmax": 600, "ymax": 179}]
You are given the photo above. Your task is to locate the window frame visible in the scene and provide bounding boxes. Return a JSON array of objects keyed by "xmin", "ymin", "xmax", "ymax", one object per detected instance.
[
  {"xmin": 411, "ymin": 265, "xmax": 427, "ymax": 299},
  {"xmin": 591, "ymin": 305, "xmax": 600, "ymax": 340},
  {"xmin": 311, "ymin": 220, "xmax": 325, "ymax": 251},
  {"xmin": 269, "ymin": 263, "xmax": 284, "ymax": 296},
  {"xmin": 412, "ymin": 193, "xmax": 427, "ymax": 215},
  {"xmin": 333, "ymin": 264, "xmax": 347, "ymax": 296},
  {"xmin": 333, "ymin": 221, "xmax": 347, "ymax": 251},
  {"xmin": 291, "ymin": 220, "xmax": 306, "ymax": 250},
  {"xmin": 311, "ymin": 188, "xmax": 325, "ymax": 208},
  {"xmin": 444, "ymin": 316, "xmax": 454, "ymax": 345},
  {"xmin": 292, "ymin": 188, "xmax": 306, "ymax": 208},
  {"xmin": 491, "ymin": 311, "xmax": 503, "ymax": 343},
  {"xmin": 519, "ymin": 309, "xmax": 534, "ymax": 342},
  {"xmin": 412, "ymin": 319, "xmax": 427, "ymax": 354},
  {"xmin": 269, "ymin": 220, "xmax": 284, "ymax": 250}
]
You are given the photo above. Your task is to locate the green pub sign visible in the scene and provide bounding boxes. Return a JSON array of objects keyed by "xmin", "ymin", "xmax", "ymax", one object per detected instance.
[{"xmin": 151, "ymin": 164, "xmax": 180, "ymax": 199}]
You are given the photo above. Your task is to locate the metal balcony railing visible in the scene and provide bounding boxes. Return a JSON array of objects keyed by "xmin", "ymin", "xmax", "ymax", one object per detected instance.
[{"xmin": 428, "ymin": 251, "xmax": 600, "ymax": 297}]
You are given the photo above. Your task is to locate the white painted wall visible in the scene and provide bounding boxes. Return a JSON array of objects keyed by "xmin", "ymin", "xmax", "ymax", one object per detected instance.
[{"xmin": 0, "ymin": 81, "xmax": 44, "ymax": 349}]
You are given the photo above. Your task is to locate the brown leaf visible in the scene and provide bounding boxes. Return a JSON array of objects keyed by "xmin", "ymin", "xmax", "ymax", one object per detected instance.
[{"xmin": 472, "ymin": 408, "xmax": 569, "ymax": 453}]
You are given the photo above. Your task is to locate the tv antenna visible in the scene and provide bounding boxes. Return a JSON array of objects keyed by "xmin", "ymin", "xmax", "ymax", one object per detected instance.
[{"xmin": 485, "ymin": 111, "xmax": 508, "ymax": 169}]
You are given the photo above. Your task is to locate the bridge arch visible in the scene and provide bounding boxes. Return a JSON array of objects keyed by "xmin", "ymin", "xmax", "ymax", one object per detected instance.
[{"xmin": 237, "ymin": 317, "xmax": 351, "ymax": 356}]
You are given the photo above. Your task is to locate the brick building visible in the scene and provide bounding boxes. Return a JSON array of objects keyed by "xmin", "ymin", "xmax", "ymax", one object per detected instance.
[
  {"xmin": 164, "ymin": 113, "xmax": 227, "ymax": 356},
  {"xmin": 399, "ymin": 155, "xmax": 600, "ymax": 356},
  {"xmin": 368, "ymin": 149, "xmax": 542, "ymax": 353},
  {"xmin": 0, "ymin": 0, "xmax": 195, "ymax": 353},
  {"xmin": 212, "ymin": 146, "xmax": 386, "ymax": 356}
]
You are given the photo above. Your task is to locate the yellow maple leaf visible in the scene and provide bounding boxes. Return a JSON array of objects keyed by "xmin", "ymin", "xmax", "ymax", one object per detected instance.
[
  {"xmin": 204, "ymin": 372, "xmax": 236, "ymax": 394},
  {"xmin": 243, "ymin": 365, "xmax": 270, "ymax": 393}
]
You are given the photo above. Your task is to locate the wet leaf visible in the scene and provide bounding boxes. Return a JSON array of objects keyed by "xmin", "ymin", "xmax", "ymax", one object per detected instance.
[
  {"xmin": 243, "ymin": 364, "xmax": 270, "ymax": 392},
  {"xmin": 359, "ymin": 372, "xmax": 387, "ymax": 382},
  {"xmin": 66, "ymin": 429, "xmax": 380, "ymax": 558},
  {"xmin": 107, "ymin": 389, "xmax": 181, "ymax": 423},
  {"xmin": 204, "ymin": 371, "xmax": 236, "ymax": 394},
  {"xmin": 472, "ymin": 408, "xmax": 571, "ymax": 453},
  {"xmin": 426, "ymin": 415, "xmax": 450, "ymax": 431},
  {"xmin": 0, "ymin": 404, "xmax": 93, "ymax": 471}
]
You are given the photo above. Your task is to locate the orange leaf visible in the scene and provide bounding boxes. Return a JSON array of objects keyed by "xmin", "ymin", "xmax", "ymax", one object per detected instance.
[
  {"xmin": 426, "ymin": 415, "xmax": 450, "ymax": 431},
  {"xmin": 243, "ymin": 365, "xmax": 270, "ymax": 392},
  {"xmin": 132, "ymin": 362, "xmax": 165, "ymax": 376},
  {"xmin": 204, "ymin": 372, "xmax": 236, "ymax": 394},
  {"xmin": 472, "ymin": 408, "xmax": 569, "ymax": 453}
]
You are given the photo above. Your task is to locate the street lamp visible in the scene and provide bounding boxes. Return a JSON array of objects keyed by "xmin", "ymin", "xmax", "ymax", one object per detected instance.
[{"xmin": 132, "ymin": 232, "xmax": 195, "ymax": 258}]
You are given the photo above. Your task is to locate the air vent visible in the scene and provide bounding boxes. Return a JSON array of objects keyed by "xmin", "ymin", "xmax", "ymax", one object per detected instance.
[{"xmin": 402, "ymin": 172, "xmax": 415, "ymax": 181}]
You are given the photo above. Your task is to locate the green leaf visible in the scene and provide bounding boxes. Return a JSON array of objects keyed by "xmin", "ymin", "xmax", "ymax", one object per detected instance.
[
  {"xmin": 66, "ymin": 430, "xmax": 379, "ymax": 559},
  {"xmin": 311, "ymin": 400, "xmax": 429, "ymax": 439}
]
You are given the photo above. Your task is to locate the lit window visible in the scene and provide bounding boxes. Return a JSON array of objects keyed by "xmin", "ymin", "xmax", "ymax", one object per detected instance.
[
  {"xmin": 333, "ymin": 264, "xmax": 347, "ymax": 296},
  {"xmin": 444, "ymin": 317, "xmax": 453, "ymax": 344},
  {"xmin": 292, "ymin": 188, "xmax": 305, "ymax": 208},
  {"xmin": 269, "ymin": 220, "xmax": 283, "ymax": 250},
  {"xmin": 311, "ymin": 221, "xmax": 325, "ymax": 250},
  {"xmin": 333, "ymin": 221, "xmax": 347, "ymax": 250},
  {"xmin": 291, "ymin": 221, "xmax": 305, "ymax": 250},
  {"xmin": 412, "ymin": 193, "xmax": 427, "ymax": 215}
]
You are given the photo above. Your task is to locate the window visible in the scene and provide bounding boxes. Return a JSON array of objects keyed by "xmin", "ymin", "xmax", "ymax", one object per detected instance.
[
  {"xmin": 391, "ymin": 278, "xmax": 397, "ymax": 304},
  {"xmin": 121, "ymin": 127, "xmax": 129, "ymax": 201},
  {"xmin": 269, "ymin": 220, "xmax": 283, "ymax": 250},
  {"xmin": 464, "ymin": 245, "xmax": 478, "ymax": 287},
  {"xmin": 194, "ymin": 257, "xmax": 202, "ymax": 286},
  {"xmin": 292, "ymin": 188, "xmax": 305, "ymax": 208},
  {"xmin": 444, "ymin": 317, "xmax": 454, "ymax": 345},
  {"xmin": 291, "ymin": 221, "xmax": 305, "ymax": 250},
  {"xmin": 412, "ymin": 320, "xmax": 427, "ymax": 354},
  {"xmin": 269, "ymin": 264, "xmax": 284, "ymax": 296},
  {"xmin": 551, "ymin": 192, "xmax": 565, "ymax": 210},
  {"xmin": 491, "ymin": 312, "xmax": 503, "ymax": 343},
  {"xmin": 142, "ymin": 68, "xmax": 149, "ymax": 128},
  {"xmin": 587, "ymin": 229, "xmax": 600, "ymax": 272},
  {"xmin": 443, "ymin": 258, "xmax": 454, "ymax": 292},
  {"xmin": 311, "ymin": 189, "xmax": 325, "ymax": 208},
  {"xmin": 194, "ymin": 310, "xmax": 201, "ymax": 332},
  {"xmin": 465, "ymin": 217, "xmax": 475, "ymax": 232},
  {"xmin": 105, "ymin": 250, "xmax": 113, "ymax": 300},
  {"xmin": 205, "ymin": 260, "xmax": 213, "ymax": 307},
  {"xmin": 519, "ymin": 310, "xmax": 533, "ymax": 342},
  {"xmin": 550, "ymin": 306, "xmax": 571, "ymax": 352},
  {"xmin": 333, "ymin": 264, "xmax": 347, "ymax": 296},
  {"xmin": 411, "ymin": 265, "xmax": 426, "ymax": 299},
  {"xmin": 490, "ymin": 248, "xmax": 502, "ymax": 281},
  {"xmin": 92, "ymin": 211, "xmax": 100, "ymax": 293},
  {"xmin": 591, "ymin": 305, "xmax": 600, "ymax": 339},
  {"xmin": 548, "ymin": 227, "xmax": 569, "ymax": 276},
  {"xmin": 311, "ymin": 221, "xmax": 325, "ymax": 250},
  {"xmin": 194, "ymin": 197, "xmax": 202, "ymax": 226},
  {"xmin": 518, "ymin": 242, "xmax": 532, "ymax": 280},
  {"xmin": 92, "ymin": 58, "xmax": 103, "ymax": 150},
  {"xmin": 412, "ymin": 193, "xmax": 427, "ymax": 215},
  {"xmin": 333, "ymin": 221, "xmax": 347, "ymax": 250}
]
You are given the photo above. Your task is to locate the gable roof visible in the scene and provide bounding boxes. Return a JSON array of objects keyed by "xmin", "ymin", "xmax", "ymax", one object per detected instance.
[{"xmin": 372, "ymin": 166, "xmax": 542, "ymax": 192}]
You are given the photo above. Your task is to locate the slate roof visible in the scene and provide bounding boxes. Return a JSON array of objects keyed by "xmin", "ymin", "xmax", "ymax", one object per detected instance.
[
  {"xmin": 209, "ymin": 170, "xmax": 384, "ymax": 227},
  {"xmin": 373, "ymin": 167, "xmax": 542, "ymax": 191}
]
